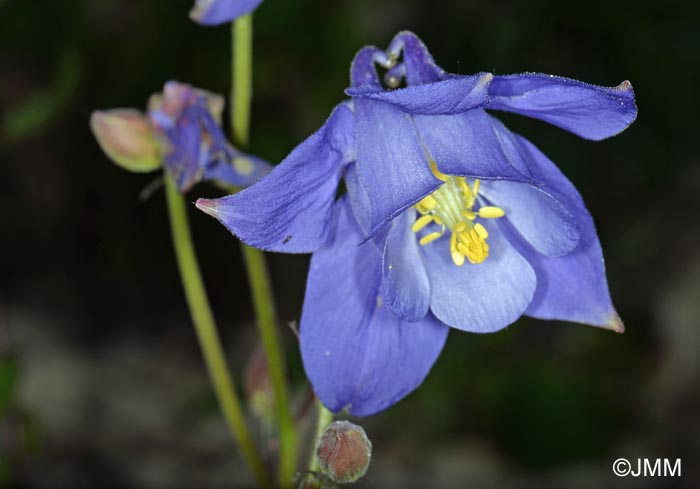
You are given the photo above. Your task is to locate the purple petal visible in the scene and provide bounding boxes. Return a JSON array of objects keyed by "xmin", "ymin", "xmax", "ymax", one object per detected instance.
[
  {"xmin": 412, "ymin": 109, "xmax": 533, "ymax": 183},
  {"xmin": 343, "ymin": 162, "xmax": 372, "ymax": 234},
  {"xmin": 350, "ymin": 46, "xmax": 384, "ymax": 90},
  {"xmin": 488, "ymin": 73, "xmax": 637, "ymax": 140},
  {"xmin": 422, "ymin": 219, "xmax": 536, "ymax": 333},
  {"xmin": 353, "ymin": 98, "xmax": 442, "ymax": 235},
  {"xmin": 476, "ymin": 118, "xmax": 580, "ymax": 257},
  {"xmin": 196, "ymin": 108, "xmax": 272, "ymax": 187},
  {"xmin": 163, "ymin": 107, "xmax": 203, "ymax": 192},
  {"xmin": 388, "ymin": 31, "xmax": 446, "ymax": 85},
  {"xmin": 508, "ymin": 135, "xmax": 623, "ymax": 331},
  {"xmin": 347, "ymin": 73, "xmax": 492, "ymax": 115},
  {"xmin": 380, "ymin": 209, "xmax": 431, "ymax": 322},
  {"xmin": 344, "ymin": 164, "xmax": 393, "ymax": 256},
  {"xmin": 196, "ymin": 103, "xmax": 354, "ymax": 253},
  {"xmin": 190, "ymin": 0, "xmax": 263, "ymax": 26},
  {"xmin": 478, "ymin": 179, "xmax": 580, "ymax": 257},
  {"xmin": 300, "ymin": 198, "xmax": 449, "ymax": 416},
  {"xmin": 202, "ymin": 151, "xmax": 271, "ymax": 188}
]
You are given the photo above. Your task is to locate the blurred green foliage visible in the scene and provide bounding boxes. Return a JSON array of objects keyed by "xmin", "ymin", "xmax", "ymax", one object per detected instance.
[
  {"xmin": 1, "ymin": 45, "xmax": 81, "ymax": 146},
  {"xmin": 0, "ymin": 354, "xmax": 40, "ymax": 487}
]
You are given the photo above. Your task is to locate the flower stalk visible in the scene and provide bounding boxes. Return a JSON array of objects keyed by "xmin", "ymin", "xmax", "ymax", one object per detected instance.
[
  {"xmin": 231, "ymin": 14, "xmax": 298, "ymax": 488},
  {"xmin": 308, "ymin": 399, "xmax": 334, "ymax": 473},
  {"xmin": 230, "ymin": 14, "xmax": 252, "ymax": 145},
  {"xmin": 164, "ymin": 177, "xmax": 271, "ymax": 488}
]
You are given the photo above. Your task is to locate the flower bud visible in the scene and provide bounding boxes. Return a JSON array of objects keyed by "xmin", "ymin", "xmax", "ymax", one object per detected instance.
[
  {"xmin": 316, "ymin": 420, "xmax": 372, "ymax": 484},
  {"xmin": 90, "ymin": 109, "xmax": 161, "ymax": 172}
]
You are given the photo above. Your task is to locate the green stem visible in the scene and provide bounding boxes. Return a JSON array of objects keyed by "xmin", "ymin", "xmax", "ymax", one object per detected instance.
[
  {"xmin": 164, "ymin": 178, "xmax": 272, "ymax": 489},
  {"xmin": 230, "ymin": 14, "xmax": 252, "ymax": 146},
  {"xmin": 231, "ymin": 14, "xmax": 298, "ymax": 488},
  {"xmin": 240, "ymin": 244, "xmax": 297, "ymax": 487},
  {"xmin": 308, "ymin": 400, "xmax": 334, "ymax": 473}
]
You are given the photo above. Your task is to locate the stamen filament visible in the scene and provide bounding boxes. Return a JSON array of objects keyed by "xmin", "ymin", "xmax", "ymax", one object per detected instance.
[{"xmin": 429, "ymin": 161, "xmax": 448, "ymax": 182}]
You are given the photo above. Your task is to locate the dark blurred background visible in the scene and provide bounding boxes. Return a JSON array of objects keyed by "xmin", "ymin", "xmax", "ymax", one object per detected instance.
[{"xmin": 1, "ymin": 0, "xmax": 699, "ymax": 487}]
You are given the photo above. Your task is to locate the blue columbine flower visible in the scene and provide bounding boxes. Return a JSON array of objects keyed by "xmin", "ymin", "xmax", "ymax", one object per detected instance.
[
  {"xmin": 190, "ymin": 0, "xmax": 263, "ymax": 25},
  {"xmin": 197, "ymin": 31, "xmax": 637, "ymax": 416},
  {"xmin": 148, "ymin": 81, "xmax": 270, "ymax": 192}
]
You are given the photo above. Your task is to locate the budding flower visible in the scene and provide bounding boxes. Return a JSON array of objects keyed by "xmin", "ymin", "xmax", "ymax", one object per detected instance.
[
  {"xmin": 90, "ymin": 109, "xmax": 161, "ymax": 172},
  {"xmin": 316, "ymin": 421, "xmax": 372, "ymax": 484}
]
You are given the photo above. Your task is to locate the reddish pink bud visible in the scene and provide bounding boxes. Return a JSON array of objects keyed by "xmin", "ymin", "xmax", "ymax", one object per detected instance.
[{"xmin": 316, "ymin": 420, "xmax": 372, "ymax": 484}]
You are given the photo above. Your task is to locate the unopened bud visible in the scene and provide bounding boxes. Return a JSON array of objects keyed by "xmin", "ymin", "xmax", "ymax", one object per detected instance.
[
  {"xmin": 316, "ymin": 421, "xmax": 372, "ymax": 484},
  {"xmin": 90, "ymin": 109, "xmax": 161, "ymax": 172}
]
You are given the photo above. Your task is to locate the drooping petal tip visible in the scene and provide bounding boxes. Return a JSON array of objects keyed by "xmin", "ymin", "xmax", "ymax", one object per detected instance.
[
  {"xmin": 195, "ymin": 197, "xmax": 222, "ymax": 220},
  {"xmin": 616, "ymin": 80, "xmax": 633, "ymax": 91},
  {"xmin": 606, "ymin": 311, "xmax": 625, "ymax": 334},
  {"xmin": 487, "ymin": 73, "xmax": 637, "ymax": 140}
]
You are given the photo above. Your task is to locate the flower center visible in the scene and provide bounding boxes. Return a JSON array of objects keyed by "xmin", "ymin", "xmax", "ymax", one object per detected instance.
[{"xmin": 412, "ymin": 162, "xmax": 505, "ymax": 266}]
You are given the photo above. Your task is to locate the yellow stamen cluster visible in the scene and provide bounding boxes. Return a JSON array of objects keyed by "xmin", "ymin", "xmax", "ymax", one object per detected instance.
[{"xmin": 413, "ymin": 161, "xmax": 505, "ymax": 266}]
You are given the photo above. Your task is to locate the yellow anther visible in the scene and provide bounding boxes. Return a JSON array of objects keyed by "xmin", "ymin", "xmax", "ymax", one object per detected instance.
[
  {"xmin": 417, "ymin": 195, "xmax": 437, "ymax": 212},
  {"xmin": 457, "ymin": 178, "xmax": 472, "ymax": 198},
  {"xmin": 412, "ymin": 215, "xmax": 434, "ymax": 233},
  {"xmin": 419, "ymin": 231, "xmax": 443, "ymax": 246},
  {"xmin": 429, "ymin": 161, "xmax": 448, "ymax": 182},
  {"xmin": 451, "ymin": 250, "xmax": 465, "ymax": 266},
  {"xmin": 474, "ymin": 223, "xmax": 488, "ymax": 239},
  {"xmin": 478, "ymin": 206, "xmax": 505, "ymax": 219},
  {"xmin": 412, "ymin": 166, "xmax": 502, "ymax": 266}
]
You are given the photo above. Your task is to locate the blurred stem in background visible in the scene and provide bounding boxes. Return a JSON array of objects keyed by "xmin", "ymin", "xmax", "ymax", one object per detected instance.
[
  {"xmin": 231, "ymin": 14, "xmax": 298, "ymax": 488},
  {"xmin": 164, "ymin": 177, "xmax": 272, "ymax": 489}
]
